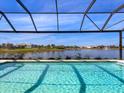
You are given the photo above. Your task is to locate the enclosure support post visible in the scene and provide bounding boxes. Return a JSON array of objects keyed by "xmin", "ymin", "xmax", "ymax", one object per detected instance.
[{"xmin": 119, "ymin": 31, "xmax": 122, "ymax": 60}]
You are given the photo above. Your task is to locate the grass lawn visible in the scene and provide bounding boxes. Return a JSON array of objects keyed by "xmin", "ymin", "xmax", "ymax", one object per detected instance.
[{"xmin": 0, "ymin": 48, "xmax": 63, "ymax": 53}]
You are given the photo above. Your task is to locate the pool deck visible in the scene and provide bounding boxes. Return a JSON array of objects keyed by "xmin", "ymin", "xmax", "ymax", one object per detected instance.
[{"xmin": 0, "ymin": 59, "xmax": 124, "ymax": 63}]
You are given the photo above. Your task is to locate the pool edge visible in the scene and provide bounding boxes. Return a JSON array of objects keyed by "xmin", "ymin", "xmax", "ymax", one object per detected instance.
[{"xmin": 0, "ymin": 59, "xmax": 122, "ymax": 63}]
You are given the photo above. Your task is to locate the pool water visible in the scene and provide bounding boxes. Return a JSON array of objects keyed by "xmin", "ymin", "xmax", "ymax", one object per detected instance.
[{"xmin": 0, "ymin": 62, "xmax": 124, "ymax": 93}]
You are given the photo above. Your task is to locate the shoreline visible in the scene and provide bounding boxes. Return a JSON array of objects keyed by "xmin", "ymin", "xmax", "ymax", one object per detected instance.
[{"xmin": 0, "ymin": 48, "xmax": 121, "ymax": 53}]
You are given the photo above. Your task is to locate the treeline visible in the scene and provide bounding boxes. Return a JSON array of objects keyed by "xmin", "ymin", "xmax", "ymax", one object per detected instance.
[
  {"xmin": 90, "ymin": 45, "xmax": 119, "ymax": 49},
  {"xmin": 0, "ymin": 43, "xmax": 80, "ymax": 49},
  {"xmin": 0, "ymin": 43, "xmax": 121, "ymax": 49}
]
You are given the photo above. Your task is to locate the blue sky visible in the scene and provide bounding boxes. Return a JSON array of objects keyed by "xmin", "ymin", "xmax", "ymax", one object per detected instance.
[
  {"xmin": 0, "ymin": 0, "xmax": 124, "ymax": 46},
  {"xmin": 0, "ymin": 33, "xmax": 120, "ymax": 46}
]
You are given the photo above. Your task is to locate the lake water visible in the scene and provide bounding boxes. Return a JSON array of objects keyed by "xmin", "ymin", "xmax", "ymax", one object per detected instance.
[{"xmin": 0, "ymin": 49, "xmax": 123, "ymax": 59}]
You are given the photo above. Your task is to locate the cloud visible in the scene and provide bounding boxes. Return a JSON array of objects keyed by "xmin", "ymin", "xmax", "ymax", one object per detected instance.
[
  {"xmin": 0, "ymin": 33, "xmax": 52, "ymax": 43},
  {"xmin": 3, "ymin": 13, "xmax": 84, "ymax": 31}
]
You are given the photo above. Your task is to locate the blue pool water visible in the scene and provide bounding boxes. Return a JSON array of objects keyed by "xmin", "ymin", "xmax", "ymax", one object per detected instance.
[{"xmin": 0, "ymin": 62, "xmax": 124, "ymax": 93}]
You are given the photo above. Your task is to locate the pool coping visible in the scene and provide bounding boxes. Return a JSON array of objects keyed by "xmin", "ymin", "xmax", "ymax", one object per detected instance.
[{"xmin": 0, "ymin": 59, "xmax": 123, "ymax": 63}]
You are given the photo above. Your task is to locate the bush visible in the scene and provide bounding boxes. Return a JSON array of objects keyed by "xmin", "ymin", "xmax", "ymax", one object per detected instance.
[
  {"xmin": 65, "ymin": 56, "xmax": 71, "ymax": 59},
  {"xmin": 94, "ymin": 56, "xmax": 102, "ymax": 59},
  {"xmin": 48, "ymin": 57, "xmax": 55, "ymax": 60}
]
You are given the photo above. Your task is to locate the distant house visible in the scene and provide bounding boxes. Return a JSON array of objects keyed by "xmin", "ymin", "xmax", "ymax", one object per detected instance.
[
  {"xmin": 86, "ymin": 46, "xmax": 92, "ymax": 49},
  {"xmin": 26, "ymin": 44, "xmax": 32, "ymax": 48}
]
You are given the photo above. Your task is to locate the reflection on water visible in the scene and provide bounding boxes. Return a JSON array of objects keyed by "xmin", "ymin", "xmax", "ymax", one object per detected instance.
[{"xmin": 0, "ymin": 49, "xmax": 122, "ymax": 59}]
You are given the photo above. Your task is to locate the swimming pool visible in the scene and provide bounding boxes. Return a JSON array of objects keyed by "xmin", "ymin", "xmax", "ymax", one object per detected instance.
[{"xmin": 0, "ymin": 62, "xmax": 124, "ymax": 93}]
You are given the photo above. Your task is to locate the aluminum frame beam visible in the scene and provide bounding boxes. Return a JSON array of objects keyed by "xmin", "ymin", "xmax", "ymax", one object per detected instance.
[
  {"xmin": 0, "ymin": 11, "xmax": 16, "ymax": 32},
  {"xmin": 80, "ymin": 0, "xmax": 96, "ymax": 31},
  {"xmin": 0, "ymin": 15, "xmax": 2, "ymax": 20},
  {"xmin": 101, "ymin": 4, "xmax": 124, "ymax": 31},
  {"xmin": 105, "ymin": 19, "xmax": 124, "ymax": 30},
  {"xmin": 55, "ymin": 0, "xmax": 59, "ymax": 31},
  {"xmin": 0, "ymin": 30, "xmax": 122, "ymax": 33},
  {"xmin": 119, "ymin": 31, "xmax": 122, "ymax": 60},
  {"xmin": 16, "ymin": 0, "xmax": 38, "ymax": 32},
  {"xmin": 2, "ymin": 12, "xmax": 124, "ymax": 14},
  {"xmin": 85, "ymin": 15, "xmax": 100, "ymax": 30}
]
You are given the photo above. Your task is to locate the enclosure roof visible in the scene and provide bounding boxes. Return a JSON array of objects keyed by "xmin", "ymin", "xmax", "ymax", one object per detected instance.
[{"xmin": 0, "ymin": 0, "xmax": 124, "ymax": 33}]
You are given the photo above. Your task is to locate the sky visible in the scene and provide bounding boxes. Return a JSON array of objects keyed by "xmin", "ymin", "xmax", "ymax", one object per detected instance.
[{"xmin": 0, "ymin": 0, "xmax": 124, "ymax": 46}]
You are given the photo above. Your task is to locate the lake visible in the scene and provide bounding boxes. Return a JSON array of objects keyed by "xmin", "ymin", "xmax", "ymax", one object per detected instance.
[{"xmin": 0, "ymin": 49, "xmax": 123, "ymax": 59}]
